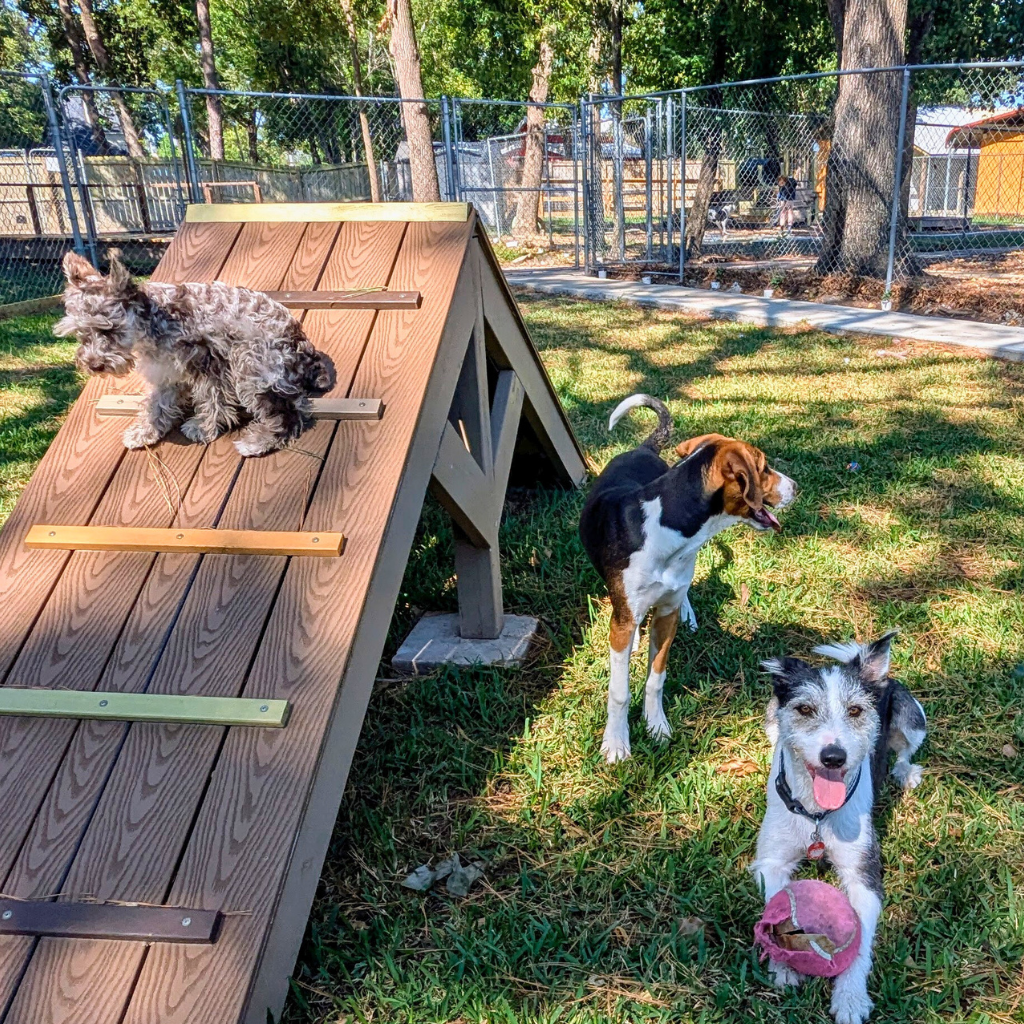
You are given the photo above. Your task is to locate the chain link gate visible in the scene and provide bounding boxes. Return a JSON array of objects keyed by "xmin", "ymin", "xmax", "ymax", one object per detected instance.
[
  {"xmin": 449, "ymin": 97, "xmax": 581, "ymax": 266},
  {"xmin": 1, "ymin": 70, "xmax": 84, "ymax": 304}
]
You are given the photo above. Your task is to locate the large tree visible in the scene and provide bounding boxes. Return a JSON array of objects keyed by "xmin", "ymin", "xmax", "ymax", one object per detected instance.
[
  {"xmin": 816, "ymin": 0, "xmax": 908, "ymax": 276},
  {"xmin": 194, "ymin": 0, "xmax": 224, "ymax": 161},
  {"xmin": 340, "ymin": 0, "xmax": 381, "ymax": 201},
  {"xmin": 75, "ymin": 0, "xmax": 146, "ymax": 157},
  {"xmin": 53, "ymin": 0, "xmax": 110, "ymax": 153},
  {"xmin": 387, "ymin": 0, "xmax": 440, "ymax": 202},
  {"xmin": 511, "ymin": 24, "xmax": 555, "ymax": 240}
]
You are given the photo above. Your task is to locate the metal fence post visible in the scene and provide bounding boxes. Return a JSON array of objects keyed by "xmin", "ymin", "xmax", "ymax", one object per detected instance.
[
  {"xmin": 679, "ymin": 90, "xmax": 687, "ymax": 282},
  {"xmin": 39, "ymin": 75, "xmax": 85, "ymax": 257},
  {"xmin": 175, "ymin": 80, "xmax": 202, "ymax": 204},
  {"xmin": 572, "ymin": 105, "xmax": 581, "ymax": 269},
  {"xmin": 160, "ymin": 93, "xmax": 187, "ymax": 222},
  {"xmin": 884, "ymin": 67, "xmax": 912, "ymax": 298},
  {"xmin": 440, "ymin": 96, "xmax": 456, "ymax": 201},
  {"xmin": 666, "ymin": 95, "xmax": 674, "ymax": 265},
  {"xmin": 580, "ymin": 100, "xmax": 590, "ymax": 272}
]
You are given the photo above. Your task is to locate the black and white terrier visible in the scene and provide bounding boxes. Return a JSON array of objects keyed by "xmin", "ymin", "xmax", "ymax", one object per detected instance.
[
  {"xmin": 707, "ymin": 202, "xmax": 735, "ymax": 239},
  {"xmin": 55, "ymin": 251, "xmax": 335, "ymax": 456},
  {"xmin": 751, "ymin": 633, "xmax": 926, "ymax": 1024}
]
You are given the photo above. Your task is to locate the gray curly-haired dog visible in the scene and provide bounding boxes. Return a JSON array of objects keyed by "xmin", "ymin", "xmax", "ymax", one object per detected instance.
[{"xmin": 54, "ymin": 250, "xmax": 336, "ymax": 456}]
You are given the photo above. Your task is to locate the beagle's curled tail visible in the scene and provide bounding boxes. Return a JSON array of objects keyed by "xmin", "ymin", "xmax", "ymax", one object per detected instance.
[{"xmin": 608, "ymin": 393, "xmax": 673, "ymax": 452}]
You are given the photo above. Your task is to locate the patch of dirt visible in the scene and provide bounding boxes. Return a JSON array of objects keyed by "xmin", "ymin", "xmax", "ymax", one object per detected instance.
[{"xmin": 607, "ymin": 251, "xmax": 1024, "ymax": 325}]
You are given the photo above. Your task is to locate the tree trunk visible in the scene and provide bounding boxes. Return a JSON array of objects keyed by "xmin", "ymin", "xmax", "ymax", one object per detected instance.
[
  {"xmin": 246, "ymin": 104, "xmax": 259, "ymax": 164},
  {"xmin": 815, "ymin": 0, "xmax": 908, "ymax": 277},
  {"xmin": 75, "ymin": 0, "xmax": 145, "ymax": 159},
  {"xmin": 826, "ymin": 0, "xmax": 846, "ymax": 68},
  {"xmin": 340, "ymin": 0, "xmax": 381, "ymax": 203},
  {"xmin": 684, "ymin": 91, "xmax": 723, "ymax": 257},
  {"xmin": 194, "ymin": 0, "xmax": 224, "ymax": 162},
  {"xmin": 55, "ymin": 0, "xmax": 109, "ymax": 155},
  {"xmin": 512, "ymin": 28, "xmax": 554, "ymax": 240},
  {"xmin": 388, "ymin": 0, "xmax": 440, "ymax": 202}
]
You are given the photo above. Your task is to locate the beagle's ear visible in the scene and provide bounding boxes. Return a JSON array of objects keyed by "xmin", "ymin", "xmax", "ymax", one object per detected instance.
[
  {"xmin": 62, "ymin": 250, "xmax": 100, "ymax": 289},
  {"xmin": 676, "ymin": 433, "xmax": 728, "ymax": 459},
  {"xmin": 720, "ymin": 444, "xmax": 764, "ymax": 510}
]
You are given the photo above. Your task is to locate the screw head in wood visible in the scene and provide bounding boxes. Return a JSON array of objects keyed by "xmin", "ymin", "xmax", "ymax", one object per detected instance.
[
  {"xmin": 181, "ymin": 917, "xmax": 191, "ymax": 927},
  {"xmin": 312, "ymin": 537, "xmax": 319, "ymax": 543},
  {"xmin": 2, "ymin": 910, "xmax": 12, "ymax": 920},
  {"xmin": 176, "ymin": 533, "xmax": 184, "ymax": 539},
  {"xmin": 260, "ymin": 705, "xmax": 269, "ymax": 712},
  {"xmin": 49, "ymin": 531, "xmax": 56, "ymax": 536},
  {"xmin": 98, "ymin": 699, "xmax": 108, "ymax": 707}
]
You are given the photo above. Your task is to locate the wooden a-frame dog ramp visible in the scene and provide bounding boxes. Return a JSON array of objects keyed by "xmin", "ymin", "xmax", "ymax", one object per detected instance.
[{"xmin": 0, "ymin": 202, "xmax": 584, "ymax": 1024}]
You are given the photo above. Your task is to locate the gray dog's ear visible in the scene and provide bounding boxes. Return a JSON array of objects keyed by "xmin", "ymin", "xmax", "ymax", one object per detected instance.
[
  {"xmin": 62, "ymin": 250, "xmax": 99, "ymax": 288},
  {"xmin": 105, "ymin": 249, "xmax": 134, "ymax": 296}
]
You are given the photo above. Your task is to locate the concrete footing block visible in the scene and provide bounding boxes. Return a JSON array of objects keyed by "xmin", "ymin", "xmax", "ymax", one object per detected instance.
[{"xmin": 391, "ymin": 612, "xmax": 540, "ymax": 675}]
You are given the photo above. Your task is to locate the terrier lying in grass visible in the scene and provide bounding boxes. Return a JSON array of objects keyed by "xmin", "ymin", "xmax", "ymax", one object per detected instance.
[
  {"xmin": 55, "ymin": 251, "xmax": 335, "ymax": 456},
  {"xmin": 752, "ymin": 634, "xmax": 926, "ymax": 1024}
]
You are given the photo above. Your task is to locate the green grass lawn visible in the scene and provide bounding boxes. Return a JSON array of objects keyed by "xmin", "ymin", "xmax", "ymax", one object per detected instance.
[{"xmin": 2, "ymin": 299, "xmax": 1024, "ymax": 1024}]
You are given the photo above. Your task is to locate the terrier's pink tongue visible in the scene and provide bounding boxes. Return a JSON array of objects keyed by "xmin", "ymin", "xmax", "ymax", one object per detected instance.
[{"xmin": 813, "ymin": 768, "xmax": 847, "ymax": 810}]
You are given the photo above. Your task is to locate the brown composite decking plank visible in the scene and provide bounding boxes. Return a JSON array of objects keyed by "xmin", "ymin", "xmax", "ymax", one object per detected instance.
[
  {"xmin": 0, "ymin": 222, "xmax": 246, "ymax": 1019},
  {"xmin": 1, "ymin": 220, "xmax": 310, "ymax": 1024},
  {"xmin": 0, "ymin": 444, "xmax": 241, "ymax": 1012},
  {"xmin": 0, "ymin": 221, "xmax": 242, "ymax": 683},
  {"xmin": 0, "ymin": 223, "xmax": 245, "ymax": 890},
  {"xmin": 120, "ymin": 218, "xmax": 475, "ymax": 1024},
  {"xmin": 0, "ymin": 221, "xmax": 409, "ymax": 1024}
]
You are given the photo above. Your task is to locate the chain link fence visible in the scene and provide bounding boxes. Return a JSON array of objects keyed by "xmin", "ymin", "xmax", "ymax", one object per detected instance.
[
  {"xmin": 5, "ymin": 63, "xmax": 1024, "ymax": 311},
  {"xmin": 451, "ymin": 97, "xmax": 580, "ymax": 265},
  {"xmin": 584, "ymin": 61, "xmax": 1024, "ymax": 311},
  {"xmin": 1, "ymin": 71, "xmax": 82, "ymax": 305},
  {"xmin": 178, "ymin": 88, "xmax": 454, "ymax": 206}
]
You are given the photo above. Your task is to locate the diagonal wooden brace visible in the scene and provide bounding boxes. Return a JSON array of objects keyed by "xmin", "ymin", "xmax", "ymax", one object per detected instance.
[{"xmin": 429, "ymin": 260, "xmax": 526, "ymax": 639}]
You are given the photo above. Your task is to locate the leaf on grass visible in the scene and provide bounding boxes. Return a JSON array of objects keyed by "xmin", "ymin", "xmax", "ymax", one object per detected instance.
[
  {"xmin": 678, "ymin": 916, "xmax": 705, "ymax": 936},
  {"xmin": 739, "ymin": 583, "xmax": 750, "ymax": 607},
  {"xmin": 401, "ymin": 863, "xmax": 436, "ymax": 891},
  {"xmin": 719, "ymin": 757, "xmax": 759, "ymax": 777},
  {"xmin": 1003, "ymin": 743, "xmax": 1018, "ymax": 758}
]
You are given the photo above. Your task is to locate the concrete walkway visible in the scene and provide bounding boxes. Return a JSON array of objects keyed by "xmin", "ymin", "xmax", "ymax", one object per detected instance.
[{"xmin": 505, "ymin": 268, "xmax": 1024, "ymax": 362}]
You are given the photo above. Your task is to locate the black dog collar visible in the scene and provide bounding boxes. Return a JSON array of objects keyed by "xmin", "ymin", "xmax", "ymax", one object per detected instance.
[{"xmin": 775, "ymin": 751, "xmax": 862, "ymax": 824}]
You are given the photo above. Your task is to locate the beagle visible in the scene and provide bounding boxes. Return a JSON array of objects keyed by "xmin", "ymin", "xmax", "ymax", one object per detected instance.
[{"xmin": 579, "ymin": 394, "xmax": 798, "ymax": 762}]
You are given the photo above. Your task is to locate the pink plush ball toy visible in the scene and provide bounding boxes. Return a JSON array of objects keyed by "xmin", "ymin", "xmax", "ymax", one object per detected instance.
[{"xmin": 754, "ymin": 878, "xmax": 861, "ymax": 978}]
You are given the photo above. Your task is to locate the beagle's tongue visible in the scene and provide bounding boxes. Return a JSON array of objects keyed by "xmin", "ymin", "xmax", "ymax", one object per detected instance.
[
  {"xmin": 753, "ymin": 507, "xmax": 782, "ymax": 532},
  {"xmin": 812, "ymin": 767, "xmax": 847, "ymax": 810}
]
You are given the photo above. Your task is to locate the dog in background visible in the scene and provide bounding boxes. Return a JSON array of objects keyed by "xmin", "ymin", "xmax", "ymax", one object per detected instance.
[
  {"xmin": 752, "ymin": 634, "xmax": 926, "ymax": 1024},
  {"xmin": 707, "ymin": 202, "xmax": 736, "ymax": 239},
  {"xmin": 579, "ymin": 394, "xmax": 797, "ymax": 762},
  {"xmin": 55, "ymin": 251, "xmax": 335, "ymax": 457}
]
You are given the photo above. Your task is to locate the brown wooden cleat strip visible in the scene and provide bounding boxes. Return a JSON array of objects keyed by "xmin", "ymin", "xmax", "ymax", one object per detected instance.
[
  {"xmin": 94, "ymin": 395, "xmax": 384, "ymax": 420},
  {"xmin": 265, "ymin": 289, "xmax": 421, "ymax": 309},
  {"xmin": 0, "ymin": 900, "xmax": 222, "ymax": 944}
]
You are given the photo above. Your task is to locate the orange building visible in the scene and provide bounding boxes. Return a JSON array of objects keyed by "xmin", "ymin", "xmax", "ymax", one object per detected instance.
[{"xmin": 947, "ymin": 109, "xmax": 1024, "ymax": 219}]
